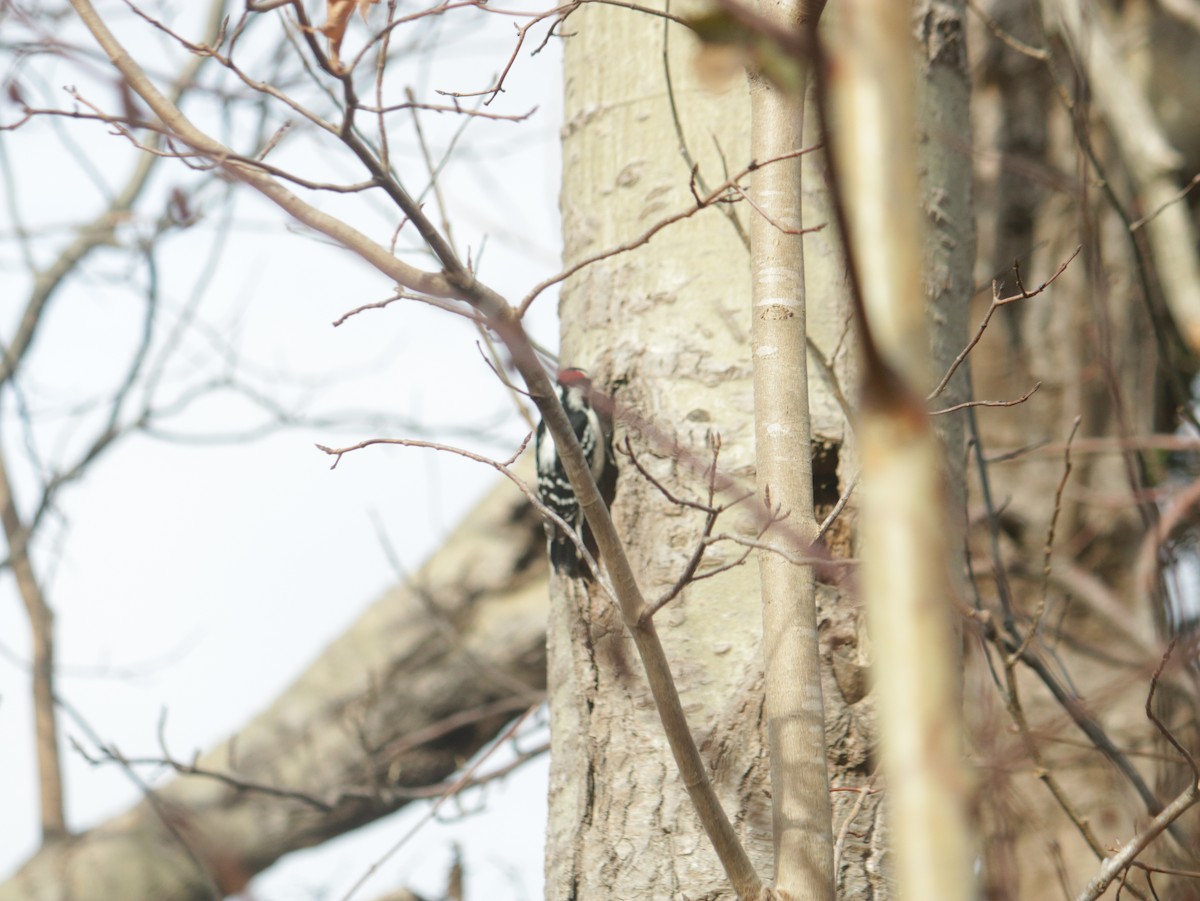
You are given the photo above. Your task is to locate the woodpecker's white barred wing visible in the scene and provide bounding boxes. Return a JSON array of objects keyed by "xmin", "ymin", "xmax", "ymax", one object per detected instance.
[{"xmin": 535, "ymin": 369, "xmax": 608, "ymax": 577}]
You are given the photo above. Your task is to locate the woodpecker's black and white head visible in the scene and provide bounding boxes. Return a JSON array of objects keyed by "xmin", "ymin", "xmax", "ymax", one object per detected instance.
[{"xmin": 535, "ymin": 368, "xmax": 611, "ymax": 577}]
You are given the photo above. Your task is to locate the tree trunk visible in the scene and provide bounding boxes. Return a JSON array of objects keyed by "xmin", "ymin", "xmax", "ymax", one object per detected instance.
[{"xmin": 547, "ymin": 3, "xmax": 877, "ymax": 897}]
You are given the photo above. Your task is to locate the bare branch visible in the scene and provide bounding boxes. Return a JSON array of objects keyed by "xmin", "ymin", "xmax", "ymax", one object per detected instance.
[
  {"xmin": 1075, "ymin": 783, "xmax": 1199, "ymax": 901},
  {"xmin": 336, "ymin": 707, "xmax": 538, "ymax": 901},
  {"xmin": 333, "ymin": 292, "xmax": 485, "ymax": 327},
  {"xmin": 930, "ymin": 382, "xmax": 1041, "ymax": 416},
  {"xmin": 929, "ymin": 246, "xmax": 1080, "ymax": 402},
  {"xmin": 705, "ymin": 532, "xmax": 854, "ymax": 569},
  {"xmin": 1129, "ymin": 171, "xmax": 1200, "ymax": 232},
  {"xmin": 0, "ymin": 450, "xmax": 65, "ymax": 840},
  {"xmin": 517, "ymin": 146, "xmax": 821, "ymax": 316},
  {"xmin": 315, "ymin": 435, "xmax": 611, "ymax": 603},
  {"xmin": 69, "ymin": 0, "xmax": 459, "ymax": 299},
  {"xmin": 70, "ymin": 702, "xmax": 546, "ymax": 812},
  {"xmin": 1021, "ymin": 416, "xmax": 1081, "ymax": 657},
  {"xmin": 815, "ymin": 470, "xmax": 858, "ymax": 542}
]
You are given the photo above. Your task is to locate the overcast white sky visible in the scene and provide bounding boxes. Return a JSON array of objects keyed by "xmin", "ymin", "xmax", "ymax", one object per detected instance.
[{"xmin": 0, "ymin": 2, "xmax": 563, "ymax": 898}]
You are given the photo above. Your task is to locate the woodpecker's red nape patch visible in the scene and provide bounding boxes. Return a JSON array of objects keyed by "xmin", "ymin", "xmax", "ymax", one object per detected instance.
[{"xmin": 557, "ymin": 367, "xmax": 590, "ymax": 386}]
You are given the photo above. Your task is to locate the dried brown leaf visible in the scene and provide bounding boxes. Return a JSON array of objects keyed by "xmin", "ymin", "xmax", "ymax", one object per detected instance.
[
  {"xmin": 319, "ymin": 0, "xmax": 380, "ymax": 72},
  {"xmin": 6, "ymin": 78, "xmax": 26, "ymax": 108}
]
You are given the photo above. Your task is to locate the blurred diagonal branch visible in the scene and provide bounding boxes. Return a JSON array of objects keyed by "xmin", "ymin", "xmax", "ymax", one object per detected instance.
[{"xmin": 0, "ymin": 473, "xmax": 549, "ymax": 901}]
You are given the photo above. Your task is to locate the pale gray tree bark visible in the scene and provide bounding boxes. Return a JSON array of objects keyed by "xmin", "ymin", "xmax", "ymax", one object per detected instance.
[
  {"xmin": 544, "ymin": 1, "xmax": 890, "ymax": 897},
  {"xmin": 546, "ymin": 9, "xmax": 774, "ymax": 896}
]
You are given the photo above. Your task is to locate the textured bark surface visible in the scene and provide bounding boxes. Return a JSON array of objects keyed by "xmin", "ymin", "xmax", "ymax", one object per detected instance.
[
  {"xmin": 547, "ymin": 3, "xmax": 873, "ymax": 899},
  {"xmin": 914, "ymin": 0, "xmax": 975, "ymax": 494},
  {"xmin": 0, "ymin": 474, "xmax": 549, "ymax": 901},
  {"xmin": 548, "ymin": 12, "xmax": 770, "ymax": 897}
]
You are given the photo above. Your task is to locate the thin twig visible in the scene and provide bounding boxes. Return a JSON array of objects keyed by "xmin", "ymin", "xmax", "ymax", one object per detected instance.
[
  {"xmin": 57, "ymin": 697, "xmax": 224, "ymax": 897},
  {"xmin": 1129, "ymin": 171, "xmax": 1200, "ymax": 232},
  {"xmin": 619, "ymin": 436, "xmax": 727, "ymax": 514},
  {"xmin": 964, "ymin": 0, "xmax": 1049, "ymax": 60},
  {"xmin": 517, "ymin": 146, "xmax": 821, "ymax": 317},
  {"xmin": 333, "ymin": 292, "xmax": 485, "ymax": 327},
  {"xmin": 929, "ymin": 246, "xmax": 1081, "ymax": 401},
  {"xmin": 661, "ymin": 0, "xmax": 749, "ymax": 249},
  {"xmin": 1075, "ymin": 782, "xmax": 1199, "ymax": 901},
  {"xmin": 1013, "ymin": 415, "xmax": 1081, "ymax": 658},
  {"xmin": 337, "ymin": 707, "xmax": 539, "ymax": 901},
  {"xmin": 647, "ymin": 436, "xmax": 728, "ymax": 615},
  {"xmin": 1144, "ymin": 640, "xmax": 1200, "ymax": 785},
  {"xmin": 731, "ymin": 182, "xmax": 826, "ymax": 237},
  {"xmin": 832, "ymin": 771, "xmax": 879, "ymax": 875},
  {"xmin": 930, "ymin": 382, "xmax": 1041, "ymax": 416},
  {"xmin": 815, "ymin": 470, "xmax": 858, "ymax": 542},
  {"xmin": 69, "ymin": 703, "xmax": 549, "ymax": 812},
  {"xmin": 705, "ymin": 532, "xmax": 856, "ymax": 568},
  {"xmin": 315, "ymin": 435, "xmax": 613, "ymax": 604}
]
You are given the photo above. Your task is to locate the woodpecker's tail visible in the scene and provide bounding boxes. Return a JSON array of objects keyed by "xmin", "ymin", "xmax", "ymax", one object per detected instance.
[{"xmin": 549, "ymin": 534, "xmax": 584, "ymax": 578}]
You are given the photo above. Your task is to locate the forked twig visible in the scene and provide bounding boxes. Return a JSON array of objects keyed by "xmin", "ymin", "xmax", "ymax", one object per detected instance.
[
  {"xmin": 930, "ymin": 382, "xmax": 1041, "ymax": 416},
  {"xmin": 929, "ymin": 246, "xmax": 1081, "ymax": 401},
  {"xmin": 517, "ymin": 146, "xmax": 822, "ymax": 316},
  {"xmin": 315, "ymin": 434, "xmax": 609, "ymax": 599}
]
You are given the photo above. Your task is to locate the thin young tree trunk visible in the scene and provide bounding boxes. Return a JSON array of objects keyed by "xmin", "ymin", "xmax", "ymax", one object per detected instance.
[
  {"xmin": 0, "ymin": 451, "xmax": 66, "ymax": 841},
  {"xmin": 748, "ymin": 1, "xmax": 834, "ymax": 896},
  {"xmin": 824, "ymin": 1, "xmax": 976, "ymax": 898}
]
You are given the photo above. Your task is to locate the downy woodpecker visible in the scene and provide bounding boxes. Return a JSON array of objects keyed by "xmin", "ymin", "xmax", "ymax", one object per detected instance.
[{"xmin": 535, "ymin": 368, "xmax": 611, "ymax": 577}]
